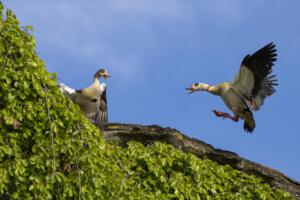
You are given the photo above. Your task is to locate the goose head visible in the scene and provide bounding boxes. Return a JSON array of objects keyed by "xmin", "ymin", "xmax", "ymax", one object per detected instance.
[
  {"xmin": 94, "ymin": 69, "xmax": 111, "ymax": 80},
  {"xmin": 186, "ymin": 82, "xmax": 210, "ymax": 94}
]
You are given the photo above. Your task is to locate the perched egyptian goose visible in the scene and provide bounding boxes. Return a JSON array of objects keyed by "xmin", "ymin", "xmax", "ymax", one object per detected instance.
[
  {"xmin": 186, "ymin": 43, "xmax": 278, "ymax": 133},
  {"xmin": 59, "ymin": 69, "xmax": 110, "ymax": 128}
]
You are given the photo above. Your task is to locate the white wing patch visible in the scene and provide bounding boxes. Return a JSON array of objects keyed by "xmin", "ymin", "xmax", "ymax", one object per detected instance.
[
  {"xmin": 59, "ymin": 83, "xmax": 75, "ymax": 95},
  {"xmin": 100, "ymin": 83, "xmax": 106, "ymax": 94}
]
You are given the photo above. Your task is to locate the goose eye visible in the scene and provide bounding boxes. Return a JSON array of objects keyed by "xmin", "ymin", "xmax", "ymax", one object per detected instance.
[{"xmin": 194, "ymin": 83, "xmax": 199, "ymax": 87}]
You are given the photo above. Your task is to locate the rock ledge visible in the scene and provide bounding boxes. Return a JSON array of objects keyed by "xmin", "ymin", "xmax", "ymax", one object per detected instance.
[{"xmin": 104, "ymin": 123, "xmax": 300, "ymax": 199}]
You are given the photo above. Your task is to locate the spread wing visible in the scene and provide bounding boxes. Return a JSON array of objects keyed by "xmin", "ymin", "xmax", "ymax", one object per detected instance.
[
  {"xmin": 93, "ymin": 83, "xmax": 108, "ymax": 128},
  {"xmin": 231, "ymin": 43, "xmax": 278, "ymax": 110},
  {"xmin": 99, "ymin": 86, "xmax": 108, "ymax": 123}
]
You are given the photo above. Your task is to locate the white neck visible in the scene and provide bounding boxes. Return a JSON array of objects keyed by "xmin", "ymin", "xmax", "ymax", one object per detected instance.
[
  {"xmin": 198, "ymin": 83, "xmax": 221, "ymax": 95},
  {"xmin": 199, "ymin": 83, "xmax": 211, "ymax": 91},
  {"xmin": 93, "ymin": 77, "xmax": 102, "ymax": 87}
]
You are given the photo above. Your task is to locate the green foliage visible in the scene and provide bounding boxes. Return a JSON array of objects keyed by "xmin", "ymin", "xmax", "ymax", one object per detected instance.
[{"xmin": 0, "ymin": 3, "xmax": 294, "ymax": 199}]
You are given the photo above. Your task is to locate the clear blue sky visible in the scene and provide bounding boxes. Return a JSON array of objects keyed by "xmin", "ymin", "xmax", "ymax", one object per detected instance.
[{"xmin": 5, "ymin": 1, "xmax": 300, "ymax": 181}]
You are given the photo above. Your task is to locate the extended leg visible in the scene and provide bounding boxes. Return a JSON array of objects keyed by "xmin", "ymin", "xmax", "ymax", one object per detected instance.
[{"xmin": 212, "ymin": 110, "xmax": 239, "ymax": 122}]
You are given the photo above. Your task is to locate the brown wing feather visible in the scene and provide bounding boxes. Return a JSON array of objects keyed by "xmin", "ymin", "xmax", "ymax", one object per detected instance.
[
  {"xmin": 93, "ymin": 85, "xmax": 108, "ymax": 129},
  {"xmin": 99, "ymin": 88, "xmax": 108, "ymax": 123}
]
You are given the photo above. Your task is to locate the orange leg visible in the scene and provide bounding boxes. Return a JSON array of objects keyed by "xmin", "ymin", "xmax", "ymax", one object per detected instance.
[{"xmin": 212, "ymin": 110, "xmax": 239, "ymax": 122}]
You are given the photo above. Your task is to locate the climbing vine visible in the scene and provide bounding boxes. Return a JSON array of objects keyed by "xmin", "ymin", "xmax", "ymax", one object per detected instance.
[{"xmin": 0, "ymin": 3, "xmax": 294, "ymax": 199}]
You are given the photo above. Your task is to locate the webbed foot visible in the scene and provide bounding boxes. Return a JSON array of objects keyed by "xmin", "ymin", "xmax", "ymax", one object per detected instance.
[{"xmin": 212, "ymin": 110, "xmax": 239, "ymax": 122}]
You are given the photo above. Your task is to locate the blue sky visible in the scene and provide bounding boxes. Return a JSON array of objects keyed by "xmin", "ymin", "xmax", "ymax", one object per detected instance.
[{"xmin": 5, "ymin": 1, "xmax": 300, "ymax": 181}]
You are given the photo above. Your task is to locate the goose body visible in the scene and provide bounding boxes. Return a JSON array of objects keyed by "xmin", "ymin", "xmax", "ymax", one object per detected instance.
[
  {"xmin": 213, "ymin": 84, "xmax": 246, "ymax": 116},
  {"xmin": 71, "ymin": 79, "xmax": 101, "ymax": 118},
  {"xmin": 59, "ymin": 69, "xmax": 110, "ymax": 128},
  {"xmin": 186, "ymin": 43, "xmax": 278, "ymax": 133}
]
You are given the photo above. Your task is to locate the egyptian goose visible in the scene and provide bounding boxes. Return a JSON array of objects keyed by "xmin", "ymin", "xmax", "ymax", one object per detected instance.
[
  {"xmin": 59, "ymin": 69, "xmax": 110, "ymax": 128},
  {"xmin": 186, "ymin": 43, "xmax": 278, "ymax": 133}
]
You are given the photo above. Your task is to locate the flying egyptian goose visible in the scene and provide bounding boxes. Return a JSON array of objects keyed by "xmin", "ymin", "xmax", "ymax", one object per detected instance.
[
  {"xmin": 186, "ymin": 43, "xmax": 278, "ymax": 133},
  {"xmin": 59, "ymin": 69, "xmax": 110, "ymax": 128}
]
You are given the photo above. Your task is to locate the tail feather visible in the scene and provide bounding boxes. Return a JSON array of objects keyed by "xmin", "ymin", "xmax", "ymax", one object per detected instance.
[{"xmin": 244, "ymin": 109, "xmax": 256, "ymax": 133}]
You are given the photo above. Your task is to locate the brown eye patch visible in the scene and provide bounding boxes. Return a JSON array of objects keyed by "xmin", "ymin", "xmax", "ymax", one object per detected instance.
[{"xmin": 194, "ymin": 83, "xmax": 199, "ymax": 86}]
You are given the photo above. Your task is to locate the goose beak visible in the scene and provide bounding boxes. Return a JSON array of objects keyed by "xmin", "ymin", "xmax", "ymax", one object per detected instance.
[
  {"xmin": 186, "ymin": 87, "xmax": 197, "ymax": 94},
  {"xmin": 104, "ymin": 73, "xmax": 111, "ymax": 79}
]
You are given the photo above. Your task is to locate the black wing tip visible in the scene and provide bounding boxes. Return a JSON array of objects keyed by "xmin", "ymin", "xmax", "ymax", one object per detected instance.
[
  {"xmin": 265, "ymin": 42, "xmax": 277, "ymax": 54},
  {"xmin": 241, "ymin": 42, "xmax": 278, "ymax": 66},
  {"xmin": 261, "ymin": 42, "xmax": 277, "ymax": 52},
  {"xmin": 267, "ymin": 43, "xmax": 277, "ymax": 59},
  {"xmin": 266, "ymin": 42, "xmax": 276, "ymax": 49}
]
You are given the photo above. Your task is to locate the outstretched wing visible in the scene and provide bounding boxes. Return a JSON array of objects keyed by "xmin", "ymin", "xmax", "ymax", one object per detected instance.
[
  {"xmin": 99, "ymin": 86, "xmax": 108, "ymax": 123},
  {"xmin": 93, "ymin": 83, "xmax": 108, "ymax": 128},
  {"xmin": 231, "ymin": 43, "xmax": 278, "ymax": 110}
]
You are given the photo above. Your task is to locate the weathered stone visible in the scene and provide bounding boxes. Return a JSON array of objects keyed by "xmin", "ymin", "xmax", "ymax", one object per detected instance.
[{"xmin": 104, "ymin": 122, "xmax": 300, "ymax": 199}]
